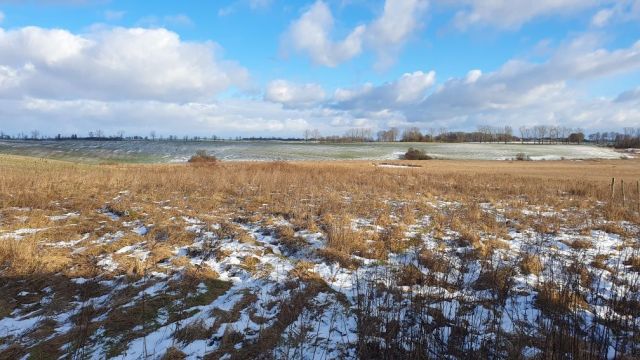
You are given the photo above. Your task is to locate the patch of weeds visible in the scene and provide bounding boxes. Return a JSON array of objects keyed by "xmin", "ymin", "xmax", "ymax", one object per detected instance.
[
  {"xmin": 174, "ymin": 319, "xmax": 209, "ymax": 344},
  {"xmin": 520, "ymin": 254, "xmax": 543, "ymax": 276},
  {"xmin": 397, "ymin": 264, "xmax": 424, "ymax": 286},
  {"xmin": 184, "ymin": 279, "xmax": 232, "ymax": 309},
  {"xmin": 161, "ymin": 347, "xmax": 187, "ymax": 360}
]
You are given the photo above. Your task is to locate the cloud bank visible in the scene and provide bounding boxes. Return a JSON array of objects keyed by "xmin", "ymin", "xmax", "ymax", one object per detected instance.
[{"xmin": 1, "ymin": 0, "xmax": 639, "ymax": 137}]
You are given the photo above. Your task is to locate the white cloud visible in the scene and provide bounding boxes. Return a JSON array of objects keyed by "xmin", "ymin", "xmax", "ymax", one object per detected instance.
[
  {"xmin": 264, "ymin": 79, "xmax": 325, "ymax": 107},
  {"xmin": 333, "ymin": 70, "xmax": 436, "ymax": 110},
  {"xmin": 0, "ymin": 26, "xmax": 249, "ymax": 101},
  {"xmin": 318, "ymin": 37, "xmax": 640, "ymax": 131},
  {"xmin": 464, "ymin": 69, "xmax": 481, "ymax": 83},
  {"xmin": 283, "ymin": 1, "xmax": 365, "ymax": 67},
  {"xmin": 403, "ymin": 37, "xmax": 640, "ymax": 128},
  {"xmin": 591, "ymin": 8, "xmax": 614, "ymax": 27},
  {"xmin": 366, "ymin": 0, "xmax": 428, "ymax": 68},
  {"xmin": 0, "ymin": 97, "xmax": 378, "ymax": 137},
  {"xmin": 284, "ymin": 0, "xmax": 427, "ymax": 67},
  {"xmin": 2, "ymin": 21, "xmax": 640, "ymax": 138},
  {"xmin": 437, "ymin": 0, "xmax": 602, "ymax": 30},
  {"xmin": 590, "ymin": 0, "xmax": 640, "ymax": 27}
]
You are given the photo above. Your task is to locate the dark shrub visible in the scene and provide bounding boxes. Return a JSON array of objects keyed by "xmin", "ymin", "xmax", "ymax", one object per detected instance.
[
  {"xmin": 188, "ymin": 150, "xmax": 217, "ymax": 164},
  {"xmin": 515, "ymin": 152, "xmax": 530, "ymax": 161},
  {"xmin": 402, "ymin": 148, "xmax": 432, "ymax": 160}
]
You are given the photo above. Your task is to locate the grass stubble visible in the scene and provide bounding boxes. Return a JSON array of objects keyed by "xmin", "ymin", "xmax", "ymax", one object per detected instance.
[{"xmin": 0, "ymin": 154, "xmax": 639, "ymax": 359}]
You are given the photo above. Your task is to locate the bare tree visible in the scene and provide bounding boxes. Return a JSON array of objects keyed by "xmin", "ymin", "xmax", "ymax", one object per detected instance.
[
  {"xmin": 150, "ymin": 131, "xmax": 156, "ymax": 141},
  {"xmin": 30, "ymin": 130, "xmax": 40, "ymax": 140},
  {"xmin": 438, "ymin": 127, "xmax": 447, "ymax": 142},
  {"xmin": 402, "ymin": 127, "xmax": 423, "ymax": 142},
  {"xmin": 389, "ymin": 127, "xmax": 399, "ymax": 142},
  {"xmin": 427, "ymin": 127, "xmax": 436, "ymax": 142},
  {"xmin": 533, "ymin": 125, "xmax": 547, "ymax": 144},
  {"xmin": 504, "ymin": 125, "xmax": 513, "ymax": 144},
  {"xmin": 548, "ymin": 126, "xmax": 558, "ymax": 144},
  {"xmin": 518, "ymin": 126, "xmax": 527, "ymax": 144},
  {"xmin": 311, "ymin": 129, "xmax": 320, "ymax": 140}
]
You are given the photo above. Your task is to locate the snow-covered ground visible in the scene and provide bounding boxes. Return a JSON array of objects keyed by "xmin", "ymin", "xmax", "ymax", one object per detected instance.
[
  {"xmin": 0, "ymin": 198, "xmax": 639, "ymax": 359},
  {"xmin": 0, "ymin": 139, "xmax": 626, "ymax": 162}
]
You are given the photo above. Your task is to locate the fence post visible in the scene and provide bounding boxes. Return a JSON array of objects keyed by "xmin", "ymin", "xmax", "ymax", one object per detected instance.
[{"xmin": 610, "ymin": 178, "xmax": 615, "ymax": 201}]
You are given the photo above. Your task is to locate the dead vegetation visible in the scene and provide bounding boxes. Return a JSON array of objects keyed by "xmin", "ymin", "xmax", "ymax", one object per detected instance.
[{"xmin": 0, "ymin": 154, "xmax": 639, "ymax": 358}]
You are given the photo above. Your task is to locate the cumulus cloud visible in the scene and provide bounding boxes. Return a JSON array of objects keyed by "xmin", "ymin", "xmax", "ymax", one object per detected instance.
[
  {"xmin": 313, "ymin": 37, "xmax": 640, "ymax": 131},
  {"xmin": 283, "ymin": 0, "xmax": 427, "ymax": 67},
  {"xmin": 264, "ymin": 79, "xmax": 325, "ymax": 107},
  {"xmin": 464, "ymin": 69, "xmax": 482, "ymax": 83},
  {"xmin": 437, "ymin": 0, "xmax": 602, "ymax": 30},
  {"xmin": 401, "ymin": 37, "xmax": 640, "ymax": 128},
  {"xmin": 365, "ymin": 0, "xmax": 428, "ymax": 68},
  {"xmin": 0, "ymin": 26, "xmax": 249, "ymax": 101},
  {"xmin": 283, "ymin": 1, "xmax": 365, "ymax": 67},
  {"xmin": 333, "ymin": 70, "xmax": 436, "ymax": 110}
]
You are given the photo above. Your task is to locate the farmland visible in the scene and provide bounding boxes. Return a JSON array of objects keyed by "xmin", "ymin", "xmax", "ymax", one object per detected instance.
[{"xmin": 0, "ymin": 140, "xmax": 627, "ymax": 163}]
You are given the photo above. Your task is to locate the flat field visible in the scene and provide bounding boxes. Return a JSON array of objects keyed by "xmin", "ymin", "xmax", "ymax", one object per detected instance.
[
  {"xmin": 1, "ymin": 155, "xmax": 639, "ymax": 359},
  {"xmin": 0, "ymin": 139, "xmax": 627, "ymax": 162}
]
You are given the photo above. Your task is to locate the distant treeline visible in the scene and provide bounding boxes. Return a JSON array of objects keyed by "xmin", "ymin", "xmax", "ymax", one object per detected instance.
[
  {"xmin": 304, "ymin": 125, "xmax": 639, "ymax": 148},
  {"xmin": 0, "ymin": 130, "xmax": 300, "ymax": 142},
  {"xmin": 2, "ymin": 126, "xmax": 639, "ymax": 148}
]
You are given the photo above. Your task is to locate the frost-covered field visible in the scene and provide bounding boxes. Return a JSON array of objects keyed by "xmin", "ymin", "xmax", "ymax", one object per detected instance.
[
  {"xmin": 0, "ymin": 140, "xmax": 626, "ymax": 162},
  {"xmin": 1, "ymin": 157, "xmax": 639, "ymax": 359}
]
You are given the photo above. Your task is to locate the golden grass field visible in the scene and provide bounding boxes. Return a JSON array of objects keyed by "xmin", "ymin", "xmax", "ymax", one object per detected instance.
[{"xmin": 1, "ymin": 154, "xmax": 639, "ymax": 359}]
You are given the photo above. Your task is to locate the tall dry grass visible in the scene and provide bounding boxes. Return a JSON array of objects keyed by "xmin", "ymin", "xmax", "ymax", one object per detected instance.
[{"xmin": 1, "ymin": 154, "xmax": 639, "ymax": 358}]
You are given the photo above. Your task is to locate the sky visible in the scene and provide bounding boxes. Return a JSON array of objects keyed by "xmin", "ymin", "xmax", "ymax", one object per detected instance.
[{"xmin": 0, "ymin": 0, "xmax": 639, "ymax": 138}]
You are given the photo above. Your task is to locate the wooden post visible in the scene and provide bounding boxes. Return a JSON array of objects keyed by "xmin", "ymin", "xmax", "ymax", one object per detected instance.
[
  {"xmin": 610, "ymin": 178, "xmax": 615, "ymax": 201},
  {"xmin": 621, "ymin": 179, "xmax": 625, "ymax": 207}
]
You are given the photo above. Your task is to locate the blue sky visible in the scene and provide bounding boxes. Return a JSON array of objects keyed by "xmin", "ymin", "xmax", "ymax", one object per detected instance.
[{"xmin": 0, "ymin": 0, "xmax": 639, "ymax": 137}]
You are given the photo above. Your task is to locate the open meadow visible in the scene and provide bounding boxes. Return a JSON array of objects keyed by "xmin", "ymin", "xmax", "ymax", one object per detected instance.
[{"xmin": 1, "ymin": 155, "xmax": 639, "ymax": 359}]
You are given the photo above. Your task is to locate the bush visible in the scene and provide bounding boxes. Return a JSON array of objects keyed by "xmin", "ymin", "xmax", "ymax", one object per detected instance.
[
  {"xmin": 402, "ymin": 147, "xmax": 432, "ymax": 160},
  {"xmin": 188, "ymin": 150, "xmax": 217, "ymax": 164},
  {"xmin": 515, "ymin": 152, "xmax": 530, "ymax": 161}
]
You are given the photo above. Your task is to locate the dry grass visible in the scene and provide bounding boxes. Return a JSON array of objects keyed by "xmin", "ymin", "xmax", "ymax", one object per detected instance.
[
  {"xmin": 520, "ymin": 254, "xmax": 543, "ymax": 275},
  {"xmin": 1, "ymin": 154, "xmax": 639, "ymax": 358},
  {"xmin": 536, "ymin": 282, "xmax": 589, "ymax": 316},
  {"xmin": 1, "ymin": 155, "xmax": 638, "ymax": 278}
]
